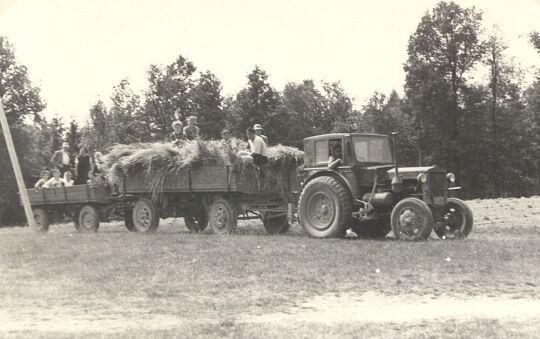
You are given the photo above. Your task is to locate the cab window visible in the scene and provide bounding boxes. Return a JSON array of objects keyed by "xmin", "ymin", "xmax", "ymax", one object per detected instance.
[{"xmin": 314, "ymin": 140, "xmax": 328, "ymax": 164}]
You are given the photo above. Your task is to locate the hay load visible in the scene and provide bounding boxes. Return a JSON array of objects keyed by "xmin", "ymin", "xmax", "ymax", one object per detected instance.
[{"xmin": 105, "ymin": 139, "xmax": 303, "ymax": 197}]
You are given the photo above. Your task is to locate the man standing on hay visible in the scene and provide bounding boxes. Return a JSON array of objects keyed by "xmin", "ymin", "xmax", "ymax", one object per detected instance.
[{"xmin": 246, "ymin": 127, "xmax": 268, "ymax": 166}]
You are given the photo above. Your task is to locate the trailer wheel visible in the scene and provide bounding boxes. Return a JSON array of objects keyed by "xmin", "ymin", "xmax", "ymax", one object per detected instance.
[
  {"xmin": 262, "ymin": 212, "xmax": 290, "ymax": 234},
  {"xmin": 124, "ymin": 210, "xmax": 136, "ymax": 232},
  {"xmin": 76, "ymin": 205, "xmax": 100, "ymax": 233},
  {"xmin": 184, "ymin": 207, "xmax": 208, "ymax": 233},
  {"xmin": 434, "ymin": 198, "xmax": 473, "ymax": 240},
  {"xmin": 32, "ymin": 208, "xmax": 50, "ymax": 233},
  {"xmin": 209, "ymin": 198, "xmax": 237, "ymax": 234},
  {"xmin": 391, "ymin": 198, "xmax": 433, "ymax": 241},
  {"xmin": 132, "ymin": 198, "xmax": 159, "ymax": 234},
  {"xmin": 298, "ymin": 176, "xmax": 352, "ymax": 238},
  {"xmin": 352, "ymin": 215, "xmax": 391, "ymax": 239}
]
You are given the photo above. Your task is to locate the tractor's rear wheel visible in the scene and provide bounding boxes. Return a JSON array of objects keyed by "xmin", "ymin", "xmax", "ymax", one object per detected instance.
[
  {"xmin": 434, "ymin": 198, "xmax": 473, "ymax": 240},
  {"xmin": 184, "ymin": 207, "xmax": 209, "ymax": 233},
  {"xmin": 208, "ymin": 197, "xmax": 238, "ymax": 235},
  {"xmin": 298, "ymin": 176, "xmax": 352, "ymax": 238},
  {"xmin": 352, "ymin": 215, "xmax": 391, "ymax": 239},
  {"xmin": 32, "ymin": 208, "xmax": 50, "ymax": 233},
  {"xmin": 391, "ymin": 198, "xmax": 433, "ymax": 241},
  {"xmin": 262, "ymin": 212, "xmax": 290, "ymax": 234},
  {"xmin": 76, "ymin": 205, "xmax": 100, "ymax": 233},
  {"xmin": 132, "ymin": 198, "xmax": 159, "ymax": 234}
]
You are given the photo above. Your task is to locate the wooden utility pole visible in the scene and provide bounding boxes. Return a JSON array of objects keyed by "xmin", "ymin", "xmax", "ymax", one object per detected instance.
[{"xmin": 0, "ymin": 99, "xmax": 36, "ymax": 228}]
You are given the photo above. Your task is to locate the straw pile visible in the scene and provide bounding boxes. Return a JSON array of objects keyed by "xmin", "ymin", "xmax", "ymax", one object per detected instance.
[{"xmin": 105, "ymin": 139, "xmax": 303, "ymax": 198}]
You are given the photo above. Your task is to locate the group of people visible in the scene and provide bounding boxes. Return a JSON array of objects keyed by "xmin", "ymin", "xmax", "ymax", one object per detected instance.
[
  {"xmin": 168, "ymin": 116, "xmax": 270, "ymax": 167},
  {"xmin": 170, "ymin": 115, "xmax": 200, "ymax": 145},
  {"xmin": 35, "ymin": 142, "xmax": 106, "ymax": 188}
]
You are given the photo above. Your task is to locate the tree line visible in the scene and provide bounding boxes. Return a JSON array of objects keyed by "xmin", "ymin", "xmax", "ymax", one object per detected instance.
[{"xmin": 1, "ymin": 1, "xmax": 540, "ymax": 224}]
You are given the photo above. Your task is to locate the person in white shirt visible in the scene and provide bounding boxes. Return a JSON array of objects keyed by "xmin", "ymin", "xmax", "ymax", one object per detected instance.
[
  {"xmin": 50, "ymin": 142, "xmax": 72, "ymax": 174},
  {"xmin": 34, "ymin": 170, "xmax": 50, "ymax": 188},
  {"xmin": 246, "ymin": 127, "xmax": 268, "ymax": 166},
  {"xmin": 253, "ymin": 124, "xmax": 268, "ymax": 144},
  {"xmin": 63, "ymin": 171, "xmax": 74, "ymax": 187},
  {"xmin": 44, "ymin": 169, "xmax": 65, "ymax": 188}
]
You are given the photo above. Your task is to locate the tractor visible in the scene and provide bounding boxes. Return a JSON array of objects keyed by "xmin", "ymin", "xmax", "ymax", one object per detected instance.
[{"xmin": 296, "ymin": 133, "xmax": 473, "ymax": 240}]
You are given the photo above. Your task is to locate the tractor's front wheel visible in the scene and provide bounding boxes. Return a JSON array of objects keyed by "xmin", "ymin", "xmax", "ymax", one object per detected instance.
[
  {"xmin": 391, "ymin": 198, "xmax": 433, "ymax": 241},
  {"xmin": 434, "ymin": 198, "xmax": 473, "ymax": 240},
  {"xmin": 298, "ymin": 176, "xmax": 352, "ymax": 238}
]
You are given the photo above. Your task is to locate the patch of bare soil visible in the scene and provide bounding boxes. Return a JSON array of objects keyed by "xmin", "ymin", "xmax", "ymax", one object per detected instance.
[{"xmin": 243, "ymin": 292, "xmax": 540, "ymax": 324}]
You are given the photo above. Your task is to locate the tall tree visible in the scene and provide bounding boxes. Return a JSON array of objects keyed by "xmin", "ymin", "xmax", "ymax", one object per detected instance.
[
  {"xmin": 88, "ymin": 100, "xmax": 111, "ymax": 150},
  {"xmin": 404, "ymin": 1, "xmax": 485, "ymax": 172},
  {"xmin": 190, "ymin": 71, "xmax": 225, "ymax": 139},
  {"xmin": 143, "ymin": 55, "xmax": 197, "ymax": 139},
  {"xmin": 228, "ymin": 66, "xmax": 281, "ymax": 139},
  {"xmin": 65, "ymin": 120, "xmax": 82, "ymax": 163},
  {"xmin": 0, "ymin": 37, "xmax": 45, "ymax": 125},
  {"xmin": 276, "ymin": 80, "xmax": 327, "ymax": 147},
  {"xmin": 110, "ymin": 79, "xmax": 144, "ymax": 144},
  {"xmin": 0, "ymin": 36, "xmax": 45, "ymax": 224}
]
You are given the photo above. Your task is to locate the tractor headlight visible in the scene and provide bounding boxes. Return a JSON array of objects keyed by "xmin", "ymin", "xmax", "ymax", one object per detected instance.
[
  {"xmin": 417, "ymin": 173, "xmax": 427, "ymax": 184},
  {"xmin": 447, "ymin": 172, "xmax": 456, "ymax": 183}
]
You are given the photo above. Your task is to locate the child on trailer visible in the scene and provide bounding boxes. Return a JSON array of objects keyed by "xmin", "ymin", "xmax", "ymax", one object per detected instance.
[
  {"xmin": 63, "ymin": 171, "xmax": 75, "ymax": 187},
  {"xmin": 34, "ymin": 170, "xmax": 50, "ymax": 188},
  {"xmin": 44, "ymin": 169, "xmax": 65, "ymax": 188}
]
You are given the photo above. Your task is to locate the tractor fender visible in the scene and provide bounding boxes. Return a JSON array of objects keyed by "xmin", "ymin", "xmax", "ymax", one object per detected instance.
[{"xmin": 301, "ymin": 170, "xmax": 358, "ymax": 202}]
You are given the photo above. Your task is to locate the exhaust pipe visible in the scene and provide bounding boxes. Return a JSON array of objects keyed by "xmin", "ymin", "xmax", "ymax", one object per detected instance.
[{"xmin": 391, "ymin": 132, "xmax": 403, "ymax": 193}]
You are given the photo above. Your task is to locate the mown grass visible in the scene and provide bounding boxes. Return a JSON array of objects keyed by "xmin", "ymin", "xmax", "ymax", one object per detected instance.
[{"xmin": 0, "ymin": 197, "xmax": 539, "ymax": 337}]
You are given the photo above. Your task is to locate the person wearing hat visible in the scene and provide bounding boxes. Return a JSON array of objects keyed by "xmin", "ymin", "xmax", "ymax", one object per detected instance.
[
  {"xmin": 44, "ymin": 169, "xmax": 65, "ymax": 188},
  {"xmin": 253, "ymin": 124, "xmax": 268, "ymax": 144},
  {"xmin": 50, "ymin": 142, "xmax": 72, "ymax": 175},
  {"xmin": 246, "ymin": 127, "xmax": 268, "ymax": 166},
  {"xmin": 170, "ymin": 120, "xmax": 184, "ymax": 145}
]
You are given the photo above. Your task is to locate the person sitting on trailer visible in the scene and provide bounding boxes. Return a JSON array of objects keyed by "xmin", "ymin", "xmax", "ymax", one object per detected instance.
[
  {"xmin": 183, "ymin": 115, "xmax": 200, "ymax": 141},
  {"xmin": 34, "ymin": 170, "xmax": 50, "ymax": 188},
  {"xmin": 86, "ymin": 170, "xmax": 104, "ymax": 185},
  {"xmin": 44, "ymin": 169, "xmax": 65, "ymax": 188},
  {"xmin": 63, "ymin": 171, "xmax": 74, "ymax": 187},
  {"xmin": 328, "ymin": 141, "xmax": 342, "ymax": 170},
  {"xmin": 221, "ymin": 129, "xmax": 238, "ymax": 165},
  {"xmin": 246, "ymin": 127, "xmax": 268, "ymax": 166},
  {"xmin": 170, "ymin": 120, "xmax": 184, "ymax": 146}
]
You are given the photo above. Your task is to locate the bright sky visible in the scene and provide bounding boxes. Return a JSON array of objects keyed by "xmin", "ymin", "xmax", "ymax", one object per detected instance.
[{"xmin": 1, "ymin": 0, "xmax": 539, "ymax": 123}]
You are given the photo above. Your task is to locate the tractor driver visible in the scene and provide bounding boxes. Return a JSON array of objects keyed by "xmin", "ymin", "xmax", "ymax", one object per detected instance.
[{"xmin": 328, "ymin": 141, "xmax": 342, "ymax": 170}]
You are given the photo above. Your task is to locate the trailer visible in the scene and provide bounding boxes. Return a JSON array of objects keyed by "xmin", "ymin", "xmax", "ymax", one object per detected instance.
[
  {"xmin": 26, "ymin": 183, "xmax": 135, "ymax": 233},
  {"xmin": 119, "ymin": 163, "xmax": 300, "ymax": 234}
]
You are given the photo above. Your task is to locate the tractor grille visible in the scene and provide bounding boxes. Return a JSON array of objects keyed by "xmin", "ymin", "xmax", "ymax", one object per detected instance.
[{"xmin": 427, "ymin": 172, "xmax": 447, "ymax": 198}]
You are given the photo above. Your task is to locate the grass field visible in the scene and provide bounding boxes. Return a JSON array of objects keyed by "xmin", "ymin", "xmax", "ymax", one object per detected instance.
[{"xmin": 0, "ymin": 197, "xmax": 539, "ymax": 338}]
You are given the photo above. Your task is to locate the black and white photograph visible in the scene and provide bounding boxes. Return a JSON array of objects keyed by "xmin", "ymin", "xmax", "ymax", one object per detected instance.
[{"xmin": 0, "ymin": 0, "xmax": 539, "ymax": 337}]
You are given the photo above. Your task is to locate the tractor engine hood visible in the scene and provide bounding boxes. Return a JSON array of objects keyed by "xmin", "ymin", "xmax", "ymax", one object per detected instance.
[{"xmin": 387, "ymin": 166, "xmax": 444, "ymax": 180}]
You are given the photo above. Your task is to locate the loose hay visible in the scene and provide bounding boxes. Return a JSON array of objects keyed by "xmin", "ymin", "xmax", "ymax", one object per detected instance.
[{"xmin": 105, "ymin": 139, "xmax": 303, "ymax": 199}]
